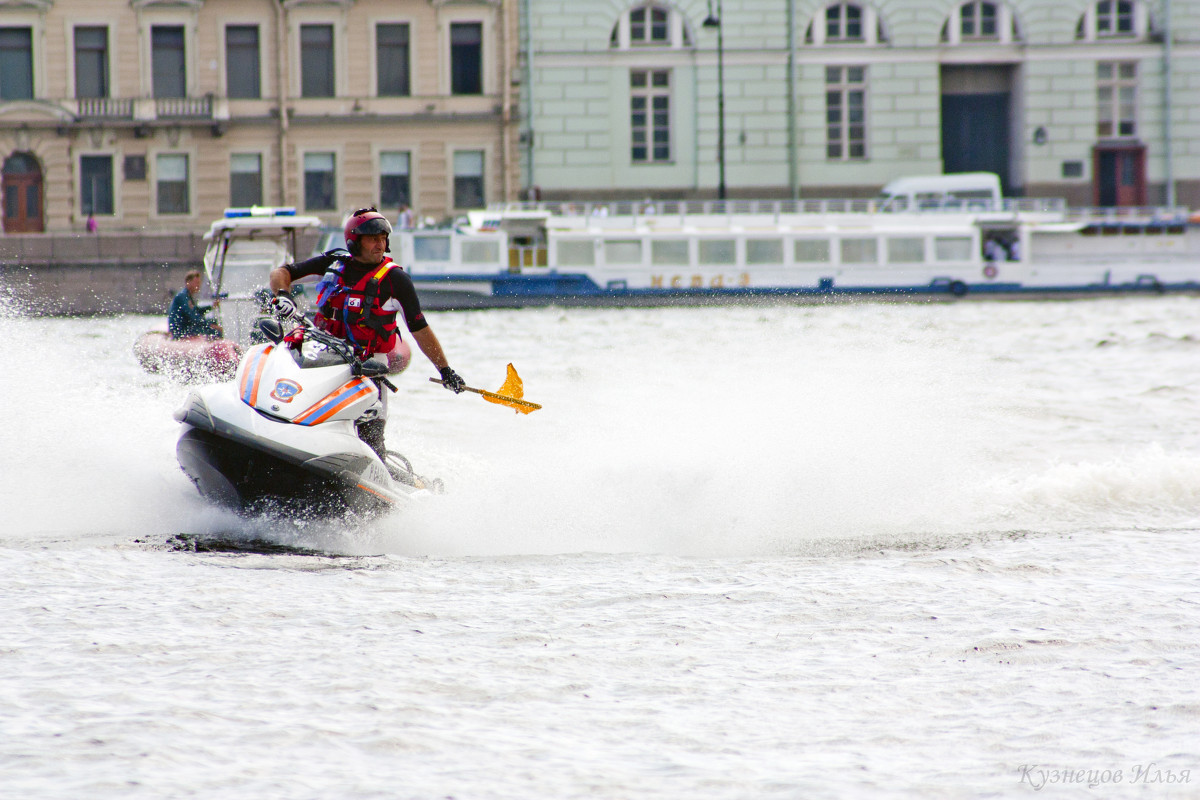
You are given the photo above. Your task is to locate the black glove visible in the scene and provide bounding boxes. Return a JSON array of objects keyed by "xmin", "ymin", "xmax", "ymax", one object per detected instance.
[
  {"xmin": 324, "ymin": 248, "xmax": 352, "ymax": 261},
  {"xmin": 271, "ymin": 293, "xmax": 298, "ymax": 320},
  {"xmin": 439, "ymin": 366, "xmax": 466, "ymax": 394}
]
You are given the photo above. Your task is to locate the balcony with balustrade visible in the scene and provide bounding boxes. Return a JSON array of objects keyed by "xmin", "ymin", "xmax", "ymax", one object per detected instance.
[
  {"xmin": 72, "ymin": 95, "xmax": 218, "ymax": 121},
  {"xmin": 61, "ymin": 94, "xmax": 227, "ymax": 137}
]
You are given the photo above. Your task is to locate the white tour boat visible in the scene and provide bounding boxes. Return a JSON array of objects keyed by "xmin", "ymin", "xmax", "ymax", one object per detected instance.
[{"xmin": 380, "ymin": 174, "xmax": 1200, "ymax": 307}]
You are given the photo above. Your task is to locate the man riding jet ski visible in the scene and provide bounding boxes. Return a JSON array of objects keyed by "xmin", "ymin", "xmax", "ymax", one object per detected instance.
[
  {"xmin": 270, "ymin": 207, "xmax": 467, "ymax": 460},
  {"xmin": 174, "ymin": 208, "xmax": 465, "ymax": 515}
]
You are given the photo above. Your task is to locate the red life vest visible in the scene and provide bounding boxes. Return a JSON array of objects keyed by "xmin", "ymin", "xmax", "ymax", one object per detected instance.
[{"xmin": 314, "ymin": 258, "xmax": 400, "ymax": 357}]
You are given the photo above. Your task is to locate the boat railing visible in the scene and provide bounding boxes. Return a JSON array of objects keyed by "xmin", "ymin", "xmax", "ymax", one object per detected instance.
[
  {"xmin": 485, "ymin": 196, "xmax": 1072, "ymax": 225},
  {"xmin": 1062, "ymin": 206, "xmax": 1190, "ymax": 225}
]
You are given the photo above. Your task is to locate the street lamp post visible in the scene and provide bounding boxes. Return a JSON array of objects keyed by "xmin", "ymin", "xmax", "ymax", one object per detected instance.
[{"xmin": 703, "ymin": 0, "xmax": 726, "ymax": 200}]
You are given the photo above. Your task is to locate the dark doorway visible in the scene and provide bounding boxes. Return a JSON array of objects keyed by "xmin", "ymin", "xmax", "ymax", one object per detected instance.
[
  {"xmin": 941, "ymin": 93, "xmax": 1010, "ymax": 191},
  {"xmin": 2, "ymin": 152, "xmax": 44, "ymax": 233},
  {"xmin": 1094, "ymin": 144, "xmax": 1145, "ymax": 206},
  {"xmin": 940, "ymin": 64, "xmax": 1015, "ymax": 193}
]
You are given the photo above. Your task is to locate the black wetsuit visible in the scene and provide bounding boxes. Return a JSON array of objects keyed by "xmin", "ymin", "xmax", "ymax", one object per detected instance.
[
  {"xmin": 284, "ymin": 253, "xmax": 428, "ymax": 463},
  {"xmin": 283, "ymin": 253, "xmax": 429, "ymax": 335}
]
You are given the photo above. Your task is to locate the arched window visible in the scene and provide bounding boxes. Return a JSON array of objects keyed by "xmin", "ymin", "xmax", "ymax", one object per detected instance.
[
  {"xmin": 1076, "ymin": 0, "xmax": 1148, "ymax": 41},
  {"xmin": 960, "ymin": 1, "xmax": 996, "ymax": 39},
  {"xmin": 804, "ymin": 3, "xmax": 886, "ymax": 46},
  {"xmin": 631, "ymin": 5, "xmax": 668, "ymax": 45},
  {"xmin": 610, "ymin": 4, "xmax": 691, "ymax": 50},
  {"xmin": 826, "ymin": 3, "xmax": 862, "ymax": 42},
  {"xmin": 1097, "ymin": 0, "xmax": 1134, "ymax": 36},
  {"xmin": 940, "ymin": 1, "xmax": 1020, "ymax": 45}
]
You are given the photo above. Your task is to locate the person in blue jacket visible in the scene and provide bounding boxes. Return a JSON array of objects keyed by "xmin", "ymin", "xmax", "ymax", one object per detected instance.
[{"xmin": 168, "ymin": 270, "xmax": 223, "ymax": 339}]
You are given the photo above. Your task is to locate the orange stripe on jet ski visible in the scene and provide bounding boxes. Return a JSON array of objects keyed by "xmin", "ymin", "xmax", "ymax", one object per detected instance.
[
  {"xmin": 249, "ymin": 345, "xmax": 274, "ymax": 407},
  {"xmin": 239, "ymin": 345, "xmax": 274, "ymax": 406},
  {"xmin": 303, "ymin": 386, "xmax": 372, "ymax": 425},
  {"xmin": 294, "ymin": 379, "xmax": 371, "ymax": 426},
  {"xmin": 355, "ymin": 483, "xmax": 395, "ymax": 503}
]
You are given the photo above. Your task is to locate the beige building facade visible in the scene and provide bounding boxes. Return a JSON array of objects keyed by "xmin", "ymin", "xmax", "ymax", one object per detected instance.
[{"xmin": 0, "ymin": 0, "xmax": 519, "ymax": 236}]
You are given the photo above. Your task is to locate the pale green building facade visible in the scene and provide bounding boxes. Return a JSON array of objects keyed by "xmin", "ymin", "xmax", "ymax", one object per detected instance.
[{"xmin": 519, "ymin": 0, "xmax": 1200, "ymax": 206}]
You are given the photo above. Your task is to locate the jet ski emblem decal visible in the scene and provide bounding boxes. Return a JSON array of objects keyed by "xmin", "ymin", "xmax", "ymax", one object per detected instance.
[{"xmin": 270, "ymin": 379, "xmax": 302, "ymax": 402}]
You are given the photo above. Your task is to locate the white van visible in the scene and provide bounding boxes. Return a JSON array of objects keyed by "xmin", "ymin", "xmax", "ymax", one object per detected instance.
[{"xmin": 878, "ymin": 172, "xmax": 1003, "ymax": 211}]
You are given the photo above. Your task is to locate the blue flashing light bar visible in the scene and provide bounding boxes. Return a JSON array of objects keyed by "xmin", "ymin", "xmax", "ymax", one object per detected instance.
[{"xmin": 224, "ymin": 206, "xmax": 298, "ymax": 218}]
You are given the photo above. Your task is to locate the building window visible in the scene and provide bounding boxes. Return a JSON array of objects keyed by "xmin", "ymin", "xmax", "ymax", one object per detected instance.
[
  {"xmin": 960, "ymin": 2, "xmax": 997, "ymax": 39},
  {"xmin": 610, "ymin": 5, "xmax": 690, "ymax": 49},
  {"xmin": 380, "ymin": 151, "xmax": 410, "ymax": 208},
  {"xmin": 1097, "ymin": 62, "xmax": 1136, "ymax": 137},
  {"xmin": 376, "ymin": 23, "xmax": 410, "ymax": 97},
  {"xmin": 807, "ymin": 3, "xmax": 886, "ymax": 45},
  {"xmin": 631, "ymin": 5, "xmax": 669, "ymax": 45},
  {"xmin": 151, "ymin": 26, "xmax": 186, "ymax": 98},
  {"xmin": 156, "ymin": 153, "xmax": 189, "ymax": 214},
  {"xmin": 230, "ymin": 153, "xmax": 262, "ymax": 207},
  {"xmin": 304, "ymin": 152, "xmax": 335, "ymax": 210},
  {"xmin": 826, "ymin": 3, "xmax": 863, "ymax": 41},
  {"xmin": 942, "ymin": 2, "xmax": 1019, "ymax": 44},
  {"xmin": 80, "ymin": 155, "xmax": 114, "ymax": 215},
  {"xmin": 630, "ymin": 69, "xmax": 671, "ymax": 163},
  {"xmin": 0, "ymin": 27, "xmax": 34, "ymax": 101},
  {"xmin": 74, "ymin": 27, "xmax": 109, "ymax": 99},
  {"xmin": 226, "ymin": 25, "xmax": 260, "ymax": 99},
  {"xmin": 300, "ymin": 24, "xmax": 334, "ymax": 98},
  {"xmin": 450, "ymin": 22, "xmax": 482, "ymax": 95},
  {"xmin": 1096, "ymin": 0, "xmax": 1133, "ymax": 36},
  {"xmin": 453, "ymin": 150, "xmax": 484, "ymax": 208},
  {"xmin": 826, "ymin": 66, "xmax": 866, "ymax": 160}
]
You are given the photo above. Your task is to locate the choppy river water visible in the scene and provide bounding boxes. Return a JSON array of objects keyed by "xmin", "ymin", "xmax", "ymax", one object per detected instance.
[{"xmin": 1, "ymin": 295, "xmax": 1198, "ymax": 798}]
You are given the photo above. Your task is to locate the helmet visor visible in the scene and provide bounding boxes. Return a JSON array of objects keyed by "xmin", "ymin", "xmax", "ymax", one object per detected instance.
[{"xmin": 351, "ymin": 216, "xmax": 393, "ymax": 237}]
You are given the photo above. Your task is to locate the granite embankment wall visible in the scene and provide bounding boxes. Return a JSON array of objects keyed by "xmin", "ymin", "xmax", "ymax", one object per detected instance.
[
  {"xmin": 1, "ymin": 232, "xmax": 205, "ymax": 315},
  {"xmin": 0, "ymin": 231, "xmax": 315, "ymax": 315}
]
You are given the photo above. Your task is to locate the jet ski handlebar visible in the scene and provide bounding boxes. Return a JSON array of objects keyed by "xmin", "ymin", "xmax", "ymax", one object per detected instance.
[
  {"xmin": 294, "ymin": 318, "xmax": 398, "ymax": 391},
  {"xmin": 257, "ymin": 314, "xmax": 398, "ymax": 393}
]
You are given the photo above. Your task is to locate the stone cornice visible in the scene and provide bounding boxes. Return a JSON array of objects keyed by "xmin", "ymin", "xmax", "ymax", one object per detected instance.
[
  {"xmin": 129, "ymin": 0, "xmax": 204, "ymax": 10},
  {"xmin": 0, "ymin": 100, "xmax": 76, "ymax": 123},
  {"xmin": 280, "ymin": 0, "xmax": 355, "ymax": 10},
  {"xmin": 0, "ymin": 0, "xmax": 53, "ymax": 12},
  {"xmin": 430, "ymin": 0, "xmax": 501, "ymax": 7}
]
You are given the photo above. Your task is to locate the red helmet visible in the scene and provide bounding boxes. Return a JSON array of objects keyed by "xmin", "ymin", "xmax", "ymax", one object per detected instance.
[{"xmin": 344, "ymin": 207, "xmax": 393, "ymax": 255}]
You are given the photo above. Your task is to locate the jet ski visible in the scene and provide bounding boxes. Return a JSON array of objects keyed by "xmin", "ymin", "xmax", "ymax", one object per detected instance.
[{"xmin": 174, "ymin": 314, "xmax": 441, "ymax": 517}]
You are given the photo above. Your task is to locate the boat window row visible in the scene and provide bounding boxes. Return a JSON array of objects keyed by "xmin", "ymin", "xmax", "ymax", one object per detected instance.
[
  {"xmin": 412, "ymin": 234, "xmax": 502, "ymax": 264},
  {"xmin": 552, "ymin": 235, "xmax": 977, "ymax": 267}
]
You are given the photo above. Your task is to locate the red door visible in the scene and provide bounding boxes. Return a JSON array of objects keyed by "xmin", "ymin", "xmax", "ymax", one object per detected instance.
[
  {"xmin": 1093, "ymin": 145, "xmax": 1145, "ymax": 207},
  {"xmin": 2, "ymin": 153, "xmax": 45, "ymax": 233}
]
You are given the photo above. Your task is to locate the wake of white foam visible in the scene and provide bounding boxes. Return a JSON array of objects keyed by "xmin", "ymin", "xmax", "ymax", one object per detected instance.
[
  {"xmin": 4, "ymin": 302, "xmax": 1199, "ymax": 556},
  {"xmin": 977, "ymin": 444, "xmax": 1200, "ymax": 530}
]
